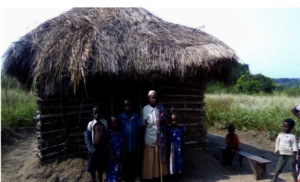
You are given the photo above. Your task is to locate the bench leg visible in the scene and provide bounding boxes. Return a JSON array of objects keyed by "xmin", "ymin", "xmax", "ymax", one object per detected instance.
[{"xmin": 255, "ymin": 162, "xmax": 266, "ymax": 180}]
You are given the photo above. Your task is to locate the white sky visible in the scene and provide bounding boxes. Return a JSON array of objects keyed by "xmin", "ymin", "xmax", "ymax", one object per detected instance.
[{"xmin": 1, "ymin": 6, "xmax": 300, "ymax": 78}]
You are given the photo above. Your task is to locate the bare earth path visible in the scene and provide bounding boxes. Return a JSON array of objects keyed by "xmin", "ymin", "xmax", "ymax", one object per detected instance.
[{"xmin": 1, "ymin": 128, "xmax": 294, "ymax": 182}]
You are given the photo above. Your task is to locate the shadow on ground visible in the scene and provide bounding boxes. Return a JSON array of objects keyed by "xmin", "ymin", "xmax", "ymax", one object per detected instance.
[{"xmin": 1, "ymin": 129, "xmax": 294, "ymax": 182}]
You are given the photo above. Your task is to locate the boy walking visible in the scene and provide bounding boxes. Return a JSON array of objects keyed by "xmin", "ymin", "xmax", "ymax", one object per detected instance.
[
  {"xmin": 118, "ymin": 99, "xmax": 143, "ymax": 182},
  {"xmin": 271, "ymin": 118, "xmax": 297, "ymax": 182},
  {"xmin": 85, "ymin": 105, "xmax": 107, "ymax": 182}
]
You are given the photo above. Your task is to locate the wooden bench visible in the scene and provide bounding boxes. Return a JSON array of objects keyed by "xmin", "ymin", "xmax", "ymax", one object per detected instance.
[{"xmin": 219, "ymin": 147, "xmax": 272, "ymax": 180}]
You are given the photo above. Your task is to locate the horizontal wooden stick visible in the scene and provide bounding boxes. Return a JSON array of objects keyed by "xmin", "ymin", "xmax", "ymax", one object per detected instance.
[
  {"xmin": 39, "ymin": 102, "xmax": 103, "ymax": 109},
  {"xmin": 161, "ymin": 101, "xmax": 205, "ymax": 104},
  {"xmin": 184, "ymin": 141, "xmax": 198, "ymax": 145},
  {"xmin": 40, "ymin": 143, "xmax": 65, "ymax": 151},
  {"xmin": 165, "ymin": 108, "xmax": 204, "ymax": 111},
  {"xmin": 37, "ymin": 98, "xmax": 96, "ymax": 101},
  {"xmin": 41, "ymin": 150, "xmax": 65, "ymax": 158},
  {"xmin": 153, "ymin": 86, "xmax": 203, "ymax": 92},
  {"xmin": 37, "ymin": 129, "xmax": 64, "ymax": 134},
  {"xmin": 161, "ymin": 94, "xmax": 204, "ymax": 97},
  {"xmin": 37, "ymin": 110, "xmax": 91, "ymax": 119}
]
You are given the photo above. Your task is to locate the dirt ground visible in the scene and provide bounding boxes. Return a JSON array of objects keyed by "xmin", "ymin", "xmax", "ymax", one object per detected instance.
[{"xmin": 1, "ymin": 128, "xmax": 295, "ymax": 182}]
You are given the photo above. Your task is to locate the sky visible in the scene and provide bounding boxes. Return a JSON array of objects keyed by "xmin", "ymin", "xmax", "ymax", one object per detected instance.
[{"xmin": 1, "ymin": 7, "xmax": 300, "ymax": 78}]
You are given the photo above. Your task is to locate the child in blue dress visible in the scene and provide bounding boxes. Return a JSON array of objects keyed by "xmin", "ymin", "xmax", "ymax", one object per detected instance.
[
  {"xmin": 167, "ymin": 112, "xmax": 184, "ymax": 182},
  {"xmin": 107, "ymin": 115, "xmax": 126, "ymax": 182}
]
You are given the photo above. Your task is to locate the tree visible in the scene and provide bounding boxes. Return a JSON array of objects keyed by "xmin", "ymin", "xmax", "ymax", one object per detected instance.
[
  {"xmin": 232, "ymin": 63, "xmax": 249, "ymax": 84},
  {"xmin": 235, "ymin": 72, "xmax": 276, "ymax": 94}
]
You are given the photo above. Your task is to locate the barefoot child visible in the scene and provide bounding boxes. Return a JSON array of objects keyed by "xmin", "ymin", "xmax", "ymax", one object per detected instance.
[
  {"xmin": 223, "ymin": 124, "xmax": 243, "ymax": 166},
  {"xmin": 167, "ymin": 112, "xmax": 184, "ymax": 182},
  {"xmin": 85, "ymin": 105, "xmax": 107, "ymax": 182},
  {"xmin": 271, "ymin": 119, "xmax": 297, "ymax": 182},
  {"xmin": 118, "ymin": 98, "xmax": 143, "ymax": 182},
  {"xmin": 107, "ymin": 115, "xmax": 126, "ymax": 182}
]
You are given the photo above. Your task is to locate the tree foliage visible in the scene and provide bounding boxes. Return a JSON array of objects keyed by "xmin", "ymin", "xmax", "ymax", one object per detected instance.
[
  {"xmin": 235, "ymin": 72, "xmax": 276, "ymax": 94},
  {"xmin": 232, "ymin": 63, "xmax": 249, "ymax": 84}
]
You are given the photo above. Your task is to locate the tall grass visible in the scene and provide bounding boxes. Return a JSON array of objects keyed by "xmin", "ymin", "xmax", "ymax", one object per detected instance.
[
  {"xmin": 205, "ymin": 94, "xmax": 300, "ymax": 137},
  {"xmin": 1, "ymin": 86, "xmax": 36, "ymax": 128}
]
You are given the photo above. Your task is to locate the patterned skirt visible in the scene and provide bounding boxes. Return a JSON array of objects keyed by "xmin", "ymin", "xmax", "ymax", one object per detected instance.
[{"xmin": 142, "ymin": 144, "xmax": 168, "ymax": 179}]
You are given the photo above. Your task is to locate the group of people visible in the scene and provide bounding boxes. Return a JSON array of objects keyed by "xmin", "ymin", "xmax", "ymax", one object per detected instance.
[
  {"xmin": 223, "ymin": 104, "xmax": 300, "ymax": 182},
  {"xmin": 84, "ymin": 90, "xmax": 184, "ymax": 182},
  {"xmin": 84, "ymin": 87, "xmax": 300, "ymax": 182}
]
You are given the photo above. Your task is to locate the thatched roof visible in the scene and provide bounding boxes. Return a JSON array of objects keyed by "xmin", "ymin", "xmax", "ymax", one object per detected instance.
[{"xmin": 2, "ymin": 8, "xmax": 238, "ymax": 95}]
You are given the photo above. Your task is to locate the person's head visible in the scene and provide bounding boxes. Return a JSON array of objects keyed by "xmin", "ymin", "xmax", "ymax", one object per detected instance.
[
  {"xmin": 171, "ymin": 112, "xmax": 179, "ymax": 127},
  {"xmin": 110, "ymin": 114, "xmax": 118, "ymax": 129},
  {"xmin": 124, "ymin": 98, "xmax": 133, "ymax": 113},
  {"xmin": 92, "ymin": 105, "xmax": 100, "ymax": 120},
  {"xmin": 228, "ymin": 124, "xmax": 235, "ymax": 135},
  {"xmin": 283, "ymin": 118, "xmax": 295, "ymax": 133},
  {"xmin": 148, "ymin": 90, "xmax": 157, "ymax": 107}
]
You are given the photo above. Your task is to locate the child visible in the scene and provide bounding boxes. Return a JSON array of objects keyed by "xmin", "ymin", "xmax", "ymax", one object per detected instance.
[
  {"xmin": 85, "ymin": 105, "xmax": 107, "ymax": 182},
  {"xmin": 271, "ymin": 118, "xmax": 297, "ymax": 182},
  {"xmin": 223, "ymin": 124, "xmax": 243, "ymax": 166},
  {"xmin": 107, "ymin": 115, "xmax": 126, "ymax": 182},
  {"xmin": 118, "ymin": 98, "xmax": 143, "ymax": 182},
  {"xmin": 167, "ymin": 112, "xmax": 184, "ymax": 182}
]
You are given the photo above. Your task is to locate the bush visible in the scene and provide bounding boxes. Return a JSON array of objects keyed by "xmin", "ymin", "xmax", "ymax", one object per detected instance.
[
  {"xmin": 282, "ymin": 87, "xmax": 300, "ymax": 97},
  {"xmin": 235, "ymin": 72, "xmax": 276, "ymax": 94}
]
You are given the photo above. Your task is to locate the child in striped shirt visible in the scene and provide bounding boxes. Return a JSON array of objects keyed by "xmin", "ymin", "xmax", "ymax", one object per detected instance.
[{"xmin": 271, "ymin": 118, "xmax": 297, "ymax": 182}]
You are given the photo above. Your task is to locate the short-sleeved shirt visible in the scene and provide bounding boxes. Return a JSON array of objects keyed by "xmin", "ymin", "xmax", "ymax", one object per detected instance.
[
  {"xmin": 276, "ymin": 132, "xmax": 297, "ymax": 155},
  {"xmin": 118, "ymin": 112, "xmax": 143, "ymax": 152},
  {"xmin": 225, "ymin": 134, "xmax": 240, "ymax": 150}
]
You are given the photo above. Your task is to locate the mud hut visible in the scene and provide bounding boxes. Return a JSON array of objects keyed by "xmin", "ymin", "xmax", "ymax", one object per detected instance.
[{"xmin": 2, "ymin": 8, "xmax": 238, "ymax": 161}]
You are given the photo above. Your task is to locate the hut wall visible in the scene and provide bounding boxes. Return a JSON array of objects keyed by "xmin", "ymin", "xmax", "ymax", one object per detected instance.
[
  {"xmin": 35, "ymin": 80, "xmax": 206, "ymax": 161},
  {"xmin": 152, "ymin": 81, "xmax": 206, "ymax": 149}
]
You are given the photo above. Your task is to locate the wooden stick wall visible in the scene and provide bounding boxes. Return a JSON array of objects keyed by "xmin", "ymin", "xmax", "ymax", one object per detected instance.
[{"xmin": 35, "ymin": 81, "xmax": 207, "ymax": 161}]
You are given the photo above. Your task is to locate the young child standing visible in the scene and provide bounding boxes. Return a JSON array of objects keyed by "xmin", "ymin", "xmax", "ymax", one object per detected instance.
[
  {"xmin": 118, "ymin": 98, "xmax": 143, "ymax": 182},
  {"xmin": 167, "ymin": 112, "xmax": 184, "ymax": 182},
  {"xmin": 223, "ymin": 124, "xmax": 242, "ymax": 166},
  {"xmin": 271, "ymin": 118, "xmax": 297, "ymax": 182},
  {"xmin": 107, "ymin": 115, "xmax": 126, "ymax": 182},
  {"xmin": 85, "ymin": 105, "xmax": 107, "ymax": 182}
]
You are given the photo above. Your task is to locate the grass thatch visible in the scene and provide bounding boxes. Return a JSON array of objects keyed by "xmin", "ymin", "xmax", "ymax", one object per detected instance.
[{"xmin": 2, "ymin": 8, "xmax": 238, "ymax": 95}]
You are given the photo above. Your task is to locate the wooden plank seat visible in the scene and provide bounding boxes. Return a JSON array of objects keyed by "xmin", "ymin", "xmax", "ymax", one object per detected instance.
[{"xmin": 219, "ymin": 147, "xmax": 272, "ymax": 180}]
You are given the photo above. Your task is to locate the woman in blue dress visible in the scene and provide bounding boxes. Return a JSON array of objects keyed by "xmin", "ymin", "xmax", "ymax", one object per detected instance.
[
  {"xmin": 107, "ymin": 115, "xmax": 126, "ymax": 182},
  {"xmin": 167, "ymin": 112, "xmax": 184, "ymax": 182}
]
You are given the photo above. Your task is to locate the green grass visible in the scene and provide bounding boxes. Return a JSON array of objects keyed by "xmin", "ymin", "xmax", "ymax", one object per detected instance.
[
  {"xmin": 205, "ymin": 94, "xmax": 300, "ymax": 137},
  {"xmin": 1, "ymin": 88, "xmax": 36, "ymax": 128}
]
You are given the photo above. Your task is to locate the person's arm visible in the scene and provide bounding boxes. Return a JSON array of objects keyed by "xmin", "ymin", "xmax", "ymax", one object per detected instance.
[
  {"xmin": 225, "ymin": 135, "xmax": 231, "ymax": 150},
  {"xmin": 291, "ymin": 135, "xmax": 297, "ymax": 165},
  {"xmin": 275, "ymin": 134, "xmax": 280, "ymax": 155},
  {"xmin": 292, "ymin": 105, "xmax": 300, "ymax": 119},
  {"xmin": 84, "ymin": 131, "xmax": 96, "ymax": 155},
  {"xmin": 235, "ymin": 134, "xmax": 241, "ymax": 150},
  {"xmin": 142, "ymin": 107, "xmax": 148, "ymax": 148}
]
